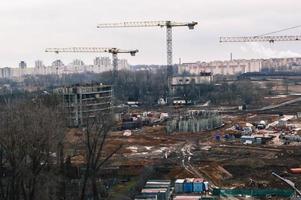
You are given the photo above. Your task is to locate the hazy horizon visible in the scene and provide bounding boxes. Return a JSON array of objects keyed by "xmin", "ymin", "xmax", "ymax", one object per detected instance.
[{"xmin": 1, "ymin": 0, "xmax": 301, "ymax": 67}]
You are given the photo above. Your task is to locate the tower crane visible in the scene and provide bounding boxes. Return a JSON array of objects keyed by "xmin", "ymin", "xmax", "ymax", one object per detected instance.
[
  {"xmin": 97, "ymin": 21, "xmax": 197, "ymax": 70},
  {"xmin": 220, "ymin": 24, "xmax": 301, "ymax": 43},
  {"xmin": 220, "ymin": 35, "xmax": 301, "ymax": 43},
  {"xmin": 97, "ymin": 21, "xmax": 197, "ymax": 98},
  {"xmin": 45, "ymin": 47, "xmax": 138, "ymax": 82}
]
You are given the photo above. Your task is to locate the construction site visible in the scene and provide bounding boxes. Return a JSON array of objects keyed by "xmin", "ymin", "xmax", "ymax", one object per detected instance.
[
  {"xmin": 60, "ymin": 88, "xmax": 301, "ymax": 199},
  {"xmin": 4, "ymin": 0, "xmax": 301, "ymax": 200},
  {"xmin": 45, "ymin": 20, "xmax": 301, "ymax": 200}
]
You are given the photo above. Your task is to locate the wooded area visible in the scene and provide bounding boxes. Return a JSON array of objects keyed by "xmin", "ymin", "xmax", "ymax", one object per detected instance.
[{"xmin": 1, "ymin": 70, "xmax": 267, "ymax": 106}]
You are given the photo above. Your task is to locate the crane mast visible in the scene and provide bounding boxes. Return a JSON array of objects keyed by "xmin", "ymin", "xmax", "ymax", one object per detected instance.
[{"xmin": 97, "ymin": 20, "xmax": 198, "ymax": 98}]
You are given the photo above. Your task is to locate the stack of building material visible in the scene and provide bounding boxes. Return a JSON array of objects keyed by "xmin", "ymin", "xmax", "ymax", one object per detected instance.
[
  {"xmin": 135, "ymin": 194, "xmax": 158, "ymax": 200},
  {"xmin": 173, "ymin": 195, "xmax": 202, "ymax": 200},
  {"xmin": 136, "ymin": 180, "xmax": 171, "ymax": 200},
  {"xmin": 141, "ymin": 188, "xmax": 168, "ymax": 200}
]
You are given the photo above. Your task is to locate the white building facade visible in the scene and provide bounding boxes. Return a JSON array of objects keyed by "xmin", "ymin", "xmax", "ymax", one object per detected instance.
[{"xmin": 179, "ymin": 59, "xmax": 262, "ymax": 75}]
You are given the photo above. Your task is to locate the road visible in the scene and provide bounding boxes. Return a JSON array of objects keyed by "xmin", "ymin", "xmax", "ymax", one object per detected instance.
[{"xmin": 258, "ymin": 97, "xmax": 301, "ymax": 111}]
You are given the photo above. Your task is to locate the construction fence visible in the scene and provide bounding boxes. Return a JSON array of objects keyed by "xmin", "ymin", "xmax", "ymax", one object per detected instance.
[{"xmin": 212, "ymin": 188, "xmax": 294, "ymax": 198}]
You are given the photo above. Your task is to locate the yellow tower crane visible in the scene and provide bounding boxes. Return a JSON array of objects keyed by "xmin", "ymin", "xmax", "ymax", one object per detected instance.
[
  {"xmin": 97, "ymin": 21, "xmax": 198, "ymax": 98},
  {"xmin": 45, "ymin": 47, "xmax": 138, "ymax": 83}
]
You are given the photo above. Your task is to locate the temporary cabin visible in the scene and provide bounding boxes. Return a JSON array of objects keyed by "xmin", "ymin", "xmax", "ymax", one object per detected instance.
[
  {"xmin": 175, "ymin": 179, "xmax": 185, "ymax": 193},
  {"xmin": 193, "ymin": 178, "xmax": 204, "ymax": 193},
  {"xmin": 184, "ymin": 178, "xmax": 194, "ymax": 193}
]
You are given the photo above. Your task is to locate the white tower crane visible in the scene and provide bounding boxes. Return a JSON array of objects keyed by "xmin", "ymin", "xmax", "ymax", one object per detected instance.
[
  {"xmin": 97, "ymin": 21, "xmax": 197, "ymax": 98},
  {"xmin": 220, "ymin": 25, "xmax": 301, "ymax": 43},
  {"xmin": 220, "ymin": 35, "xmax": 301, "ymax": 43}
]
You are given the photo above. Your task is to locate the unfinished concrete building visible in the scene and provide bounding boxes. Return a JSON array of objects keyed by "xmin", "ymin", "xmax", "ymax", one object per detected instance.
[
  {"xmin": 56, "ymin": 83, "xmax": 112, "ymax": 127},
  {"xmin": 167, "ymin": 110, "xmax": 222, "ymax": 133}
]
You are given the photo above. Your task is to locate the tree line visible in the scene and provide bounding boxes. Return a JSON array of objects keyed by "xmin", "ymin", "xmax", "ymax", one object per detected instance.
[{"xmin": 1, "ymin": 69, "xmax": 267, "ymax": 106}]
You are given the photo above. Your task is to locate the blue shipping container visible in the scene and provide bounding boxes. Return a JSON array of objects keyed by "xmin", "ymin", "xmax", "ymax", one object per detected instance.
[
  {"xmin": 193, "ymin": 179, "xmax": 204, "ymax": 193},
  {"xmin": 184, "ymin": 180, "xmax": 193, "ymax": 193}
]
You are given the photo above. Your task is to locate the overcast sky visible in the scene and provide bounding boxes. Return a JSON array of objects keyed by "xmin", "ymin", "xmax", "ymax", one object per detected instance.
[{"xmin": 1, "ymin": 0, "xmax": 301, "ymax": 67}]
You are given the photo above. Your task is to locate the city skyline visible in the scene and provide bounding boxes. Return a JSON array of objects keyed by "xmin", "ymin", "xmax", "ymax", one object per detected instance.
[
  {"xmin": 1, "ymin": 0, "xmax": 301, "ymax": 67},
  {"xmin": 2, "ymin": 56, "xmax": 300, "ymax": 80},
  {"xmin": 11, "ymin": 57, "xmax": 121, "ymax": 68}
]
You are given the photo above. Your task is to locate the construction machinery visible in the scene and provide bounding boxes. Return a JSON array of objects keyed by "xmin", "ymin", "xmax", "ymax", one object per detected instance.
[
  {"xmin": 220, "ymin": 24, "xmax": 301, "ymax": 43},
  {"xmin": 97, "ymin": 21, "xmax": 198, "ymax": 98},
  {"xmin": 45, "ymin": 47, "xmax": 138, "ymax": 83},
  {"xmin": 220, "ymin": 35, "xmax": 301, "ymax": 43}
]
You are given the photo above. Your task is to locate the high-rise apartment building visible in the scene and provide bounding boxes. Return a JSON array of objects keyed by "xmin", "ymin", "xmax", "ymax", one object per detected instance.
[
  {"xmin": 93, "ymin": 57, "xmax": 112, "ymax": 72},
  {"xmin": 72, "ymin": 59, "xmax": 85, "ymax": 67},
  {"xmin": 0, "ymin": 67, "xmax": 12, "ymax": 79},
  {"xmin": 35, "ymin": 60, "xmax": 44, "ymax": 68},
  {"xmin": 19, "ymin": 61, "xmax": 27, "ymax": 69},
  {"xmin": 118, "ymin": 59, "xmax": 130, "ymax": 70}
]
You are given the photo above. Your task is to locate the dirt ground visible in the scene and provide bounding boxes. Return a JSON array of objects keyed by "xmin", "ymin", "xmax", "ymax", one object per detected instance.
[{"xmin": 64, "ymin": 105, "xmax": 301, "ymax": 199}]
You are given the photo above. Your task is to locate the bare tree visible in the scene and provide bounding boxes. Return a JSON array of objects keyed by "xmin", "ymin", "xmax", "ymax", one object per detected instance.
[
  {"xmin": 0, "ymin": 99, "xmax": 65, "ymax": 200},
  {"xmin": 80, "ymin": 113, "xmax": 122, "ymax": 200}
]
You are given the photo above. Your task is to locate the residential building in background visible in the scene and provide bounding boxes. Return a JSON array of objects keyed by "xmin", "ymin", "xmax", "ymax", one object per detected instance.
[
  {"xmin": 178, "ymin": 59, "xmax": 262, "ymax": 76},
  {"xmin": 94, "ymin": 57, "xmax": 111, "ymax": 67},
  {"xmin": 19, "ymin": 61, "xmax": 27, "ymax": 77},
  {"xmin": 2, "ymin": 57, "xmax": 301, "ymax": 79},
  {"xmin": 117, "ymin": 59, "xmax": 130, "ymax": 70},
  {"xmin": 130, "ymin": 65, "xmax": 164, "ymax": 72},
  {"xmin": 0, "ymin": 67, "xmax": 12, "ymax": 79},
  {"xmin": 72, "ymin": 59, "xmax": 85, "ymax": 67},
  {"xmin": 19, "ymin": 61, "xmax": 27, "ymax": 69},
  {"xmin": 93, "ymin": 57, "xmax": 112, "ymax": 72},
  {"xmin": 172, "ymin": 72, "xmax": 213, "ymax": 86},
  {"xmin": 171, "ymin": 72, "xmax": 213, "ymax": 93},
  {"xmin": 35, "ymin": 60, "xmax": 44, "ymax": 68},
  {"xmin": 34, "ymin": 60, "xmax": 46, "ymax": 75},
  {"xmin": 261, "ymin": 57, "xmax": 301, "ymax": 72},
  {"xmin": 69, "ymin": 59, "xmax": 85, "ymax": 74}
]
